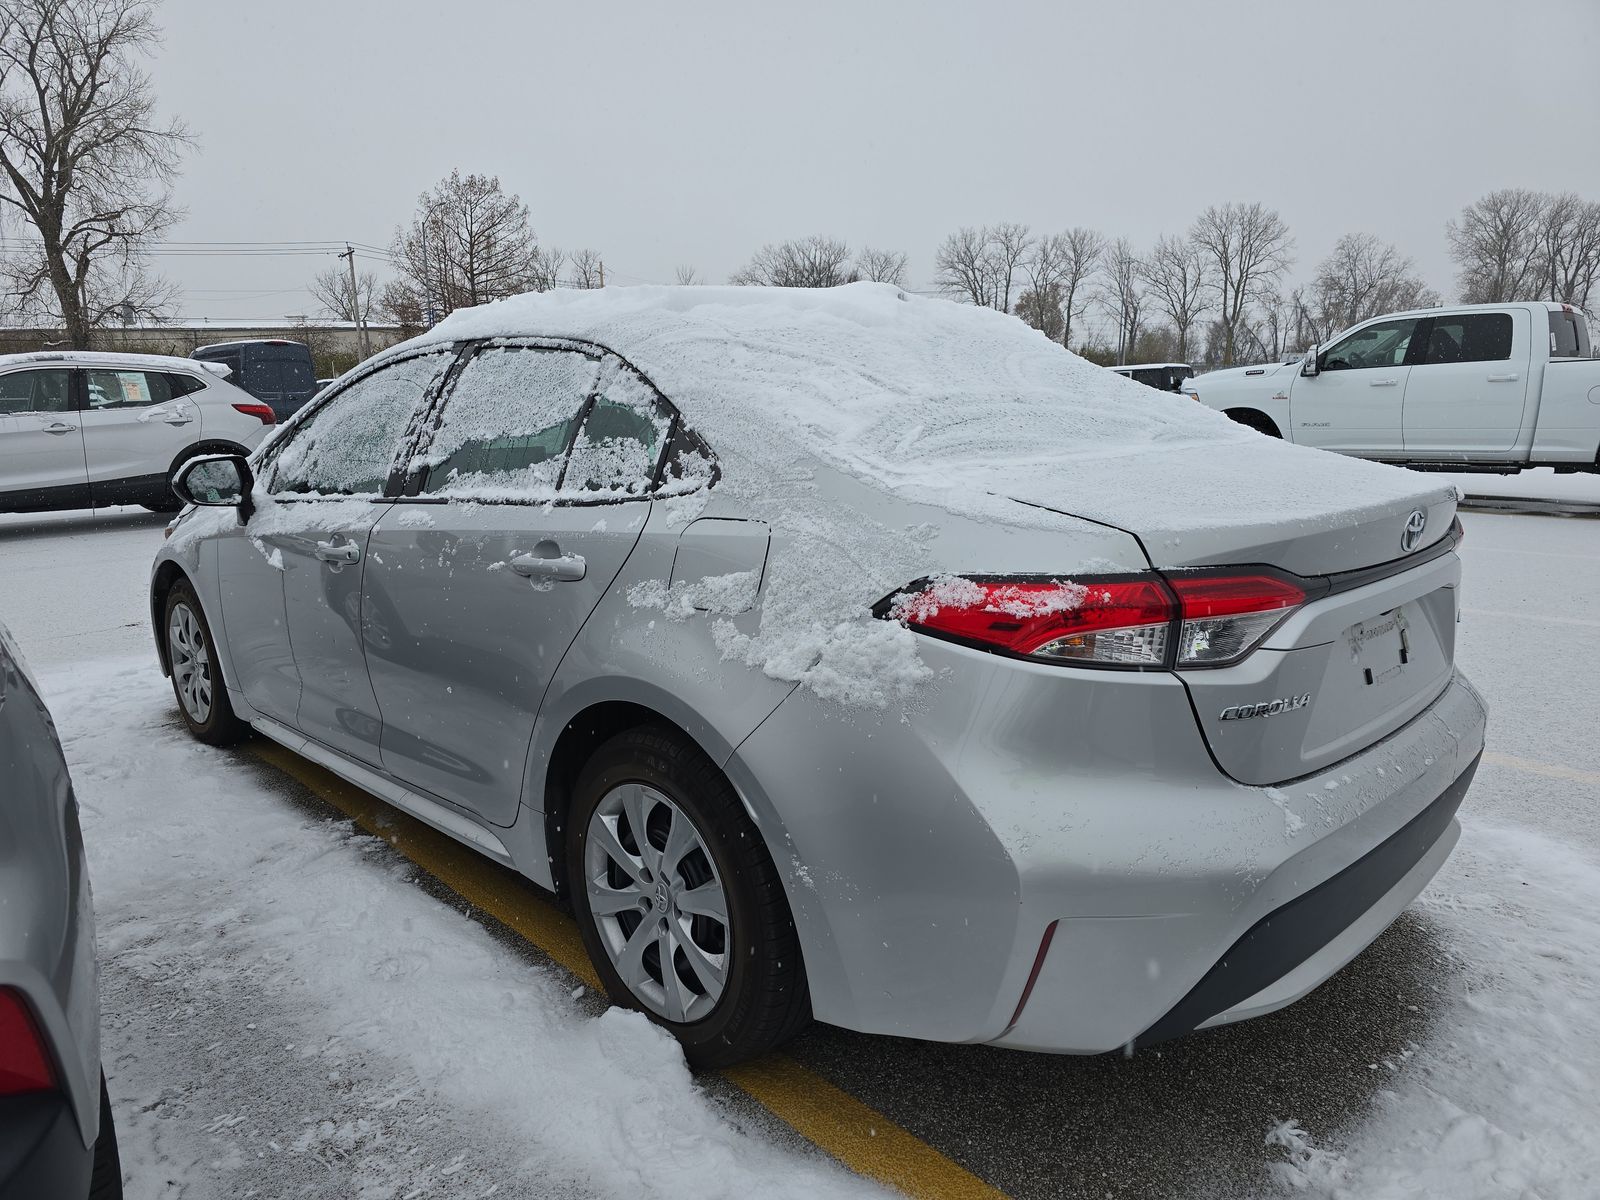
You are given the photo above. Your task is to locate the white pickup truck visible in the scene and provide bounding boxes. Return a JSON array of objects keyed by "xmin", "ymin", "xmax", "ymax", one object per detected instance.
[{"xmin": 1190, "ymin": 302, "xmax": 1600, "ymax": 473}]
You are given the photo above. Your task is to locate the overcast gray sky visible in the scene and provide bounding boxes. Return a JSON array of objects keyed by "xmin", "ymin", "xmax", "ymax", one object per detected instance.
[{"xmin": 154, "ymin": 0, "xmax": 1600, "ymax": 328}]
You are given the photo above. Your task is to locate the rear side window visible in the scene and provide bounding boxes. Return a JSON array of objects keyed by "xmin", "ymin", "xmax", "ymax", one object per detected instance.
[
  {"xmin": 165, "ymin": 373, "xmax": 207, "ymax": 398},
  {"xmin": 0, "ymin": 368, "xmax": 72, "ymax": 414},
  {"xmin": 1422, "ymin": 313, "xmax": 1513, "ymax": 365},
  {"xmin": 563, "ymin": 361, "xmax": 674, "ymax": 496},
  {"xmin": 422, "ymin": 347, "xmax": 600, "ymax": 497},
  {"xmin": 1549, "ymin": 310, "xmax": 1591, "ymax": 358},
  {"xmin": 85, "ymin": 369, "xmax": 175, "ymax": 408},
  {"xmin": 269, "ymin": 352, "xmax": 453, "ymax": 496}
]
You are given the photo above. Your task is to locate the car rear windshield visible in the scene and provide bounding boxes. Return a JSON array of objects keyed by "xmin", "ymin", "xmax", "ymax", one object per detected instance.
[
  {"xmin": 1549, "ymin": 310, "xmax": 1592, "ymax": 359},
  {"xmin": 252, "ymin": 352, "xmax": 316, "ymax": 392}
]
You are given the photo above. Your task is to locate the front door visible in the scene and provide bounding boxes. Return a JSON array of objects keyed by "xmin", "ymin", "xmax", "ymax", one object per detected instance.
[
  {"xmin": 363, "ymin": 344, "xmax": 669, "ymax": 824},
  {"xmin": 1290, "ymin": 316, "xmax": 1424, "ymax": 454},
  {"xmin": 1401, "ymin": 310, "xmax": 1532, "ymax": 458},
  {"xmin": 228, "ymin": 348, "xmax": 458, "ymax": 761},
  {"xmin": 0, "ymin": 368, "xmax": 88, "ymax": 509},
  {"xmin": 80, "ymin": 366, "xmax": 200, "ymax": 504}
]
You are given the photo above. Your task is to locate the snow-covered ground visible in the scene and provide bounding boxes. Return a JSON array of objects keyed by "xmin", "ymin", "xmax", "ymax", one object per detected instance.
[{"xmin": 0, "ymin": 491, "xmax": 1596, "ymax": 1199}]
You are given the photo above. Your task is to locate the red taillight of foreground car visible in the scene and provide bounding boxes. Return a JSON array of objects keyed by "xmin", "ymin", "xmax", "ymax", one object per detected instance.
[
  {"xmin": 232, "ymin": 403, "xmax": 276, "ymax": 425},
  {"xmin": 885, "ymin": 569, "xmax": 1308, "ymax": 670},
  {"xmin": 0, "ymin": 988, "xmax": 58, "ymax": 1095}
]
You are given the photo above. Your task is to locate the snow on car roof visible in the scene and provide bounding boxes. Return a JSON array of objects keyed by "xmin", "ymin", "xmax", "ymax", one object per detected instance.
[
  {"xmin": 382, "ymin": 284, "xmax": 1452, "ymax": 705},
  {"xmin": 0, "ymin": 349, "xmax": 219, "ymax": 374}
]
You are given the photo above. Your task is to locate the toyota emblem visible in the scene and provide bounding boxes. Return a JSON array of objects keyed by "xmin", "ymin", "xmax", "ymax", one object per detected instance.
[{"xmin": 1401, "ymin": 509, "xmax": 1427, "ymax": 552}]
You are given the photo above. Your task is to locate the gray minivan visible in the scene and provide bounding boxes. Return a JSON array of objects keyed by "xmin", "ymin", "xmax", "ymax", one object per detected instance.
[{"xmin": 192, "ymin": 340, "xmax": 318, "ymax": 421}]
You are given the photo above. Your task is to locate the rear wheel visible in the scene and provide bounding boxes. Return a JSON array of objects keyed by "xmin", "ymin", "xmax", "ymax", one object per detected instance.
[
  {"xmin": 163, "ymin": 580, "xmax": 246, "ymax": 746},
  {"xmin": 567, "ymin": 725, "xmax": 810, "ymax": 1070}
]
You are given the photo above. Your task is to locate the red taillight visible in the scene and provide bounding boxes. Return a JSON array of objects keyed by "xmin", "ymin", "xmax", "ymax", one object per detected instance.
[
  {"xmin": 233, "ymin": 403, "xmax": 275, "ymax": 425},
  {"xmin": 0, "ymin": 988, "xmax": 57, "ymax": 1095},
  {"xmin": 887, "ymin": 569, "xmax": 1308, "ymax": 670},
  {"xmin": 889, "ymin": 575, "xmax": 1175, "ymax": 667}
]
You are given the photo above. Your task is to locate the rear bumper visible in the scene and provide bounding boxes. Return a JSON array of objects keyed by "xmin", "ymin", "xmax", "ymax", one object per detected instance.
[{"xmin": 0, "ymin": 1093, "xmax": 92, "ymax": 1200}]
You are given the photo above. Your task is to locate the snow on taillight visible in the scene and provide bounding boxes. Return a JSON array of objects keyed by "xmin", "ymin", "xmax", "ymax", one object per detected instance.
[
  {"xmin": 884, "ymin": 569, "xmax": 1309, "ymax": 670},
  {"xmin": 1167, "ymin": 572, "xmax": 1305, "ymax": 667},
  {"xmin": 885, "ymin": 575, "xmax": 1174, "ymax": 668}
]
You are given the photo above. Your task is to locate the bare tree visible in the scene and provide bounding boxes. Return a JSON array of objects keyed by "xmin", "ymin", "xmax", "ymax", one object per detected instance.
[
  {"xmin": 1013, "ymin": 284, "xmax": 1065, "ymax": 341},
  {"xmin": 1307, "ymin": 233, "xmax": 1439, "ymax": 341},
  {"xmin": 1021, "ymin": 228, "xmax": 1103, "ymax": 346},
  {"xmin": 935, "ymin": 223, "xmax": 1034, "ymax": 311},
  {"xmin": 1097, "ymin": 238, "xmax": 1146, "ymax": 365},
  {"xmin": 1140, "ymin": 235, "xmax": 1213, "ymax": 361},
  {"xmin": 855, "ymin": 246, "xmax": 908, "ymax": 286},
  {"xmin": 1534, "ymin": 192, "xmax": 1600, "ymax": 312},
  {"xmin": 568, "ymin": 247, "xmax": 604, "ymax": 289},
  {"xmin": 378, "ymin": 279, "xmax": 424, "ymax": 337},
  {"xmin": 309, "ymin": 264, "xmax": 379, "ymax": 324},
  {"xmin": 730, "ymin": 235, "xmax": 856, "ymax": 287},
  {"xmin": 673, "ymin": 264, "xmax": 701, "ymax": 286},
  {"xmin": 527, "ymin": 244, "xmax": 565, "ymax": 293},
  {"xmin": 390, "ymin": 170, "xmax": 542, "ymax": 318},
  {"xmin": 1189, "ymin": 202, "xmax": 1294, "ymax": 366},
  {"xmin": 1446, "ymin": 189, "xmax": 1547, "ymax": 304},
  {"xmin": 0, "ymin": 0, "xmax": 191, "ymax": 347}
]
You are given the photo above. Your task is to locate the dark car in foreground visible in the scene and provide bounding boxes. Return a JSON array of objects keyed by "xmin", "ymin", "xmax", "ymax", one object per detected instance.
[{"xmin": 0, "ymin": 624, "xmax": 120, "ymax": 1198}]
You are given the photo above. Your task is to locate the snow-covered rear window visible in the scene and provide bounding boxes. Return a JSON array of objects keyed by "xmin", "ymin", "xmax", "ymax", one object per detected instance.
[
  {"xmin": 423, "ymin": 347, "xmax": 598, "ymax": 498},
  {"xmin": 563, "ymin": 359, "xmax": 674, "ymax": 496},
  {"xmin": 270, "ymin": 351, "xmax": 451, "ymax": 496}
]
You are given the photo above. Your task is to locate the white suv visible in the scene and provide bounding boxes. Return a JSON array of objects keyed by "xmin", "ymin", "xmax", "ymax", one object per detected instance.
[{"xmin": 0, "ymin": 350, "xmax": 276, "ymax": 514}]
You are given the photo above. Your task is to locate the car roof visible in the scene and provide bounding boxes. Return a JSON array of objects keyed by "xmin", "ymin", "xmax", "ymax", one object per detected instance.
[
  {"xmin": 193, "ymin": 339, "xmax": 310, "ymax": 354},
  {"xmin": 1113, "ymin": 363, "xmax": 1191, "ymax": 371},
  {"xmin": 0, "ymin": 349, "xmax": 218, "ymax": 375}
]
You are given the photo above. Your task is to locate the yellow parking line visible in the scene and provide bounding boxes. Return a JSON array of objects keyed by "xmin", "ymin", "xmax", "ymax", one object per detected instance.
[
  {"xmin": 246, "ymin": 740, "xmax": 1004, "ymax": 1200},
  {"xmin": 1483, "ymin": 750, "xmax": 1600, "ymax": 788}
]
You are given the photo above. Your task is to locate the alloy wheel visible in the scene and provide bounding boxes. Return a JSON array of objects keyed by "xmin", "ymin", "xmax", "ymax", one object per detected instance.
[
  {"xmin": 168, "ymin": 602, "xmax": 214, "ymax": 723},
  {"xmin": 584, "ymin": 782, "xmax": 730, "ymax": 1023}
]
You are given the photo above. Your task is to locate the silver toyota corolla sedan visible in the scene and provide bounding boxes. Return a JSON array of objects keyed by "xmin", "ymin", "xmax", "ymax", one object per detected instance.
[
  {"xmin": 150, "ymin": 284, "xmax": 1486, "ymax": 1069},
  {"xmin": 0, "ymin": 623, "xmax": 121, "ymax": 1197}
]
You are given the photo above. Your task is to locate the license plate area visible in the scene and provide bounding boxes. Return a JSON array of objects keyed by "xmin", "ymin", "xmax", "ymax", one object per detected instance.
[{"xmin": 1348, "ymin": 607, "xmax": 1411, "ymax": 687}]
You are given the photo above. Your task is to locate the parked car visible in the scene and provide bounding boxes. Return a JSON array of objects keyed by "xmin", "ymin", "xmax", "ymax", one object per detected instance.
[
  {"xmin": 192, "ymin": 340, "xmax": 318, "ymax": 421},
  {"xmin": 150, "ymin": 285, "xmax": 1485, "ymax": 1069},
  {"xmin": 0, "ymin": 351, "xmax": 275, "ymax": 515},
  {"xmin": 1191, "ymin": 302, "xmax": 1600, "ymax": 472},
  {"xmin": 1110, "ymin": 362, "xmax": 1195, "ymax": 393},
  {"xmin": 0, "ymin": 623, "xmax": 121, "ymax": 1198}
]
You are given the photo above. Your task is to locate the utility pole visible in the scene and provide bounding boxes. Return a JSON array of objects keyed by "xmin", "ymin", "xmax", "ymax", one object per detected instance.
[
  {"xmin": 598, "ymin": 259, "xmax": 605, "ymax": 288},
  {"xmin": 340, "ymin": 244, "xmax": 371, "ymax": 360}
]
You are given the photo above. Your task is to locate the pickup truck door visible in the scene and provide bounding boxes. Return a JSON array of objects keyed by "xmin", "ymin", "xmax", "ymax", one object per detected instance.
[
  {"xmin": 1401, "ymin": 310, "xmax": 1531, "ymax": 458},
  {"xmin": 1288, "ymin": 315, "xmax": 1421, "ymax": 455}
]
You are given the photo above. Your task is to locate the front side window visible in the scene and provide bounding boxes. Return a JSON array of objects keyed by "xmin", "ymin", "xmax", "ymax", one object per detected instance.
[
  {"xmin": 562, "ymin": 360, "xmax": 674, "ymax": 496},
  {"xmin": 1422, "ymin": 313, "xmax": 1513, "ymax": 365},
  {"xmin": 0, "ymin": 368, "xmax": 72, "ymax": 414},
  {"xmin": 1321, "ymin": 318, "xmax": 1420, "ymax": 371},
  {"xmin": 268, "ymin": 352, "xmax": 452, "ymax": 496},
  {"xmin": 85, "ymin": 369, "xmax": 174, "ymax": 409},
  {"xmin": 422, "ymin": 346, "xmax": 600, "ymax": 497}
]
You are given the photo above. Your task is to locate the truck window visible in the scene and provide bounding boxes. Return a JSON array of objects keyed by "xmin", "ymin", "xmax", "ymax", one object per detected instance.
[
  {"xmin": 1321, "ymin": 318, "xmax": 1420, "ymax": 371},
  {"xmin": 1549, "ymin": 310, "xmax": 1591, "ymax": 358},
  {"xmin": 1422, "ymin": 313, "xmax": 1512, "ymax": 365}
]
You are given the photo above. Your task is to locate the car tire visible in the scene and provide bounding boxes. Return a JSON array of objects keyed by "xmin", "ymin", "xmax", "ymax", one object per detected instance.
[
  {"xmin": 567, "ymin": 724, "xmax": 810, "ymax": 1070},
  {"xmin": 163, "ymin": 579, "xmax": 247, "ymax": 746},
  {"xmin": 88, "ymin": 1075, "xmax": 122, "ymax": 1200}
]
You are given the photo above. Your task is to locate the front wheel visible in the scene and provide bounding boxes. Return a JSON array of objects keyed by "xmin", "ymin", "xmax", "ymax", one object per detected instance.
[
  {"xmin": 567, "ymin": 726, "xmax": 810, "ymax": 1070},
  {"xmin": 163, "ymin": 580, "xmax": 246, "ymax": 746}
]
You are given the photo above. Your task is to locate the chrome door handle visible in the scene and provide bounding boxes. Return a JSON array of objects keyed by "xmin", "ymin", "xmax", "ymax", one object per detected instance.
[
  {"xmin": 1368, "ymin": 379, "xmax": 1399, "ymax": 388},
  {"xmin": 314, "ymin": 539, "xmax": 361, "ymax": 564},
  {"xmin": 1487, "ymin": 373, "xmax": 1519, "ymax": 383},
  {"xmin": 161, "ymin": 414, "xmax": 194, "ymax": 425},
  {"xmin": 510, "ymin": 551, "xmax": 586, "ymax": 582},
  {"xmin": 42, "ymin": 421, "xmax": 78, "ymax": 434}
]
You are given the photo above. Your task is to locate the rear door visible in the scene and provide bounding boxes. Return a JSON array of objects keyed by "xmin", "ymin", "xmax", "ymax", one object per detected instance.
[
  {"xmin": 0, "ymin": 368, "xmax": 87, "ymax": 508},
  {"xmin": 363, "ymin": 344, "xmax": 668, "ymax": 825},
  {"xmin": 1401, "ymin": 310, "xmax": 1531, "ymax": 457},
  {"xmin": 1289, "ymin": 316, "xmax": 1421, "ymax": 454},
  {"xmin": 79, "ymin": 366, "xmax": 200, "ymax": 502}
]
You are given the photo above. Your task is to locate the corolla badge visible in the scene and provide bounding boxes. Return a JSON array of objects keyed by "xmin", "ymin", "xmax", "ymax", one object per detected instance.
[
  {"xmin": 1401, "ymin": 509, "xmax": 1427, "ymax": 552},
  {"xmin": 1220, "ymin": 694, "xmax": 1311, "ymax": 721}
]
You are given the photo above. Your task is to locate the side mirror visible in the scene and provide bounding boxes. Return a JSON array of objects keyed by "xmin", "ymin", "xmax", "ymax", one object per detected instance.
[
  {"xmin": 1301, "ymin": 347, "xmax": 1320, "ymax": 378},
  {"xmin": 173, "ymin": 453, "xmax": 255, "ymax": 520}
]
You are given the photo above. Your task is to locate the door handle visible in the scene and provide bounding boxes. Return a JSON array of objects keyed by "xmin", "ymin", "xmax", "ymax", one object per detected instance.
[
  {"xmin": 1368, "ymin": 379, "xmax": 1399, "ymax": 388},
  {"xmin": 314, "ymin": 539, "xmax": 361, "ymax": 565},
  {"xmin": 1487, "ymin": 373, "xmax": 1519, "ymax": 383},
  {"xmin": 42, "ymin": 421, "xmax": 78, "ymax": 434},
  {"xmin": 160, "ymin": 413, "xmax": 194, "ymax": 425},
  {"xmin": 510, "ymin": 551, "xmax": 586, "ymax": 582}
]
